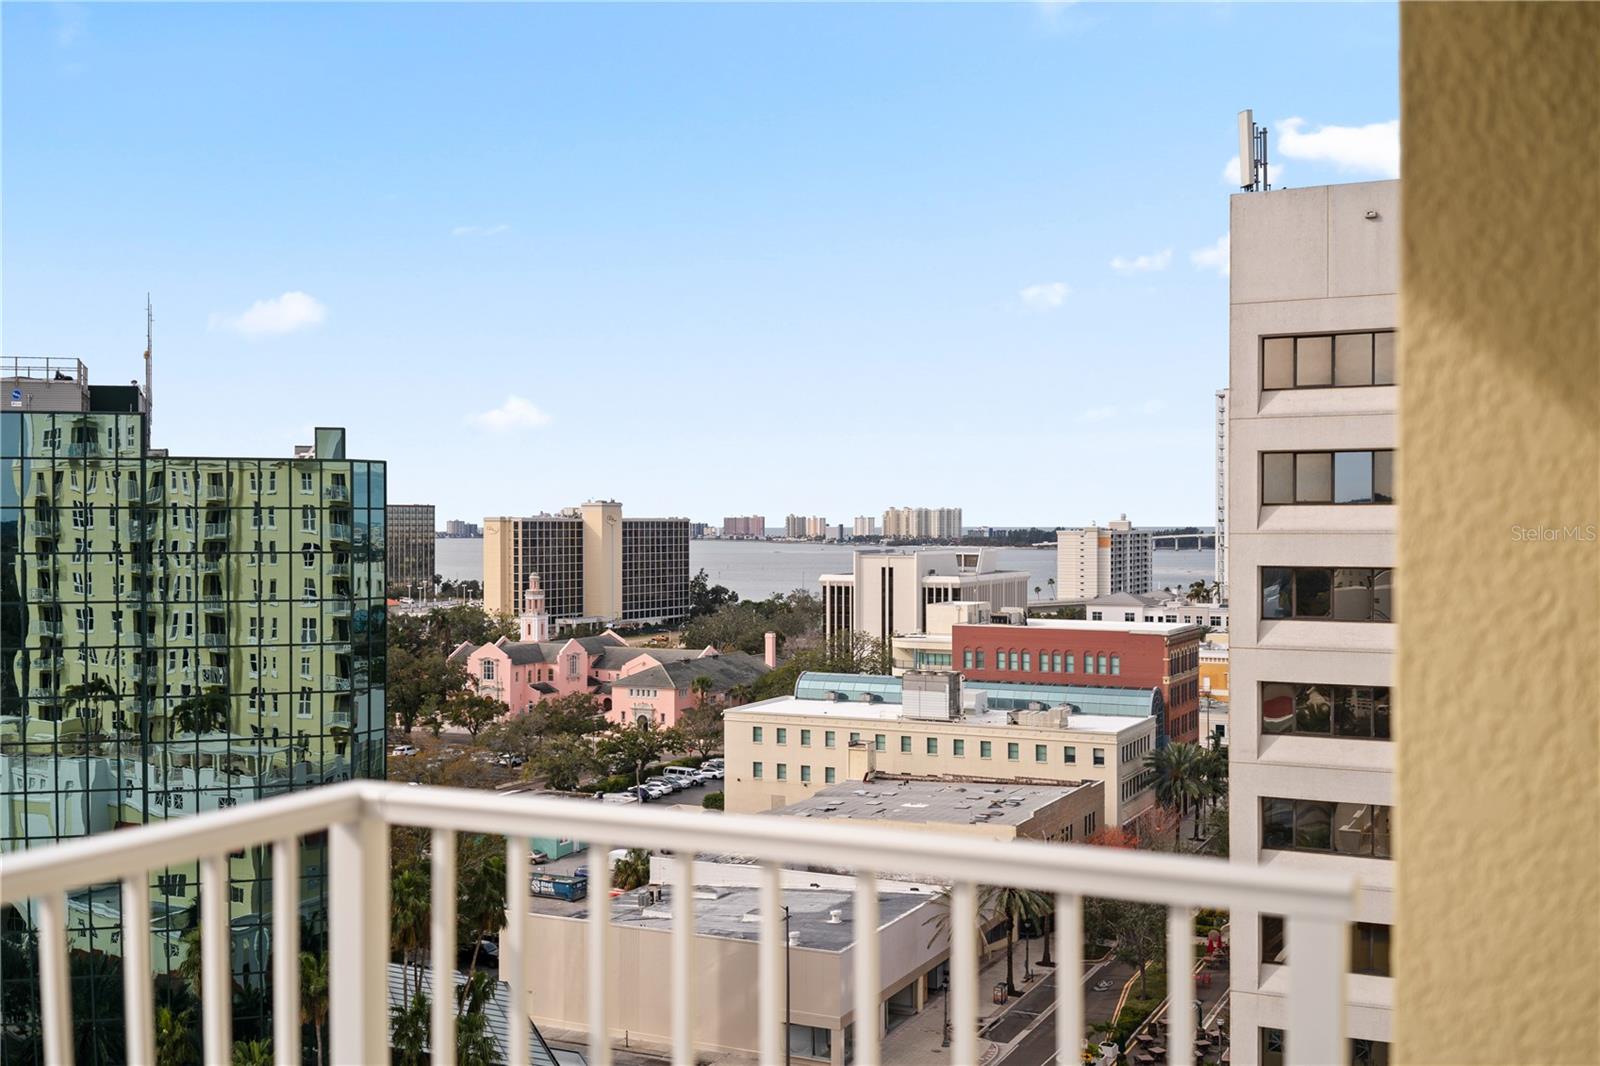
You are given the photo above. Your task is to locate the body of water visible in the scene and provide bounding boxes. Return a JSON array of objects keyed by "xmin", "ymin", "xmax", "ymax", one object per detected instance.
[{"xmin": 435, "ymin": 536, "xmax": 1215, "ymax": 602}]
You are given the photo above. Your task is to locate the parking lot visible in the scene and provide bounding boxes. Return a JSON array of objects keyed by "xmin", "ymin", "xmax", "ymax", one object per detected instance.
[{"xmin": 534, "ymin": 776, "xmax": 720, "ymax": 877}]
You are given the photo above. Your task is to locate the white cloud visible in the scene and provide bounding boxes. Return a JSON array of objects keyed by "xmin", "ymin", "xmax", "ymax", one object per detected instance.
[
  {"xmin": 1110, "ymin": 248, "xmax": 1172, "ymax": 275},
  {"xmin": 1019, "ymin": 282, "xmax": 1070, "ymax": 310},
  {"xmin": 1276, "ymin": 117, "xmax": 1399, "ymax": 178},
  {"xmin": 452, "ymin": 224, "xmax": 510, "ymax": 237},
  {"xmin": 1190, "ymin": 234, "xmax": 1229, "ymax": 277},
  {"xmin": 208, "ymin": 291, "xmax": 327, "ymax": 337},
  {"xmin": 467, "ymin": 395, "xmax": 551, "ymax": 433},
  {"xmin": 1221, "ymin": 155, "xmax": 1286, "ymax": 188}
]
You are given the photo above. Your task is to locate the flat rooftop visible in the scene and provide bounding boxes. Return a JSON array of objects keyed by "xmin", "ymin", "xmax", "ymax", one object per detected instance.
[
  {"xmin": 552, "ymin": 884, "xmax": 930, "ymax": 952},
  {"xmin": 962, "ymin": 619, "xmax": 1203, "ymax": 636},
  {"xmin": 770, "ymin": 779, "xmax": 1096, "ymax": 828},
  {"xmin": 727, "ymin": 695, "xmax": 1152, "ymax": 736}
]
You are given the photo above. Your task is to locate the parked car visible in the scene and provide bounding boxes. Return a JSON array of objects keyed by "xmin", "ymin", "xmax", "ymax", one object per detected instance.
[
  {"xmin": 699, "ymin": 764, "xmax": 724, "ymax": 780},
  {"xmin": 529, "ymin": 850, "xmax": 550, "ymax": 866},
  {"xmin": 390, "ymin": 744, "xmax": 419, "ymax": 757},
  {"xmin": 642, "ymin": 782, "xmax": 672, "ymax": 800},
  {"xmin": 600, "ymin": 792, "xmax": 640, "ymax": 804}
]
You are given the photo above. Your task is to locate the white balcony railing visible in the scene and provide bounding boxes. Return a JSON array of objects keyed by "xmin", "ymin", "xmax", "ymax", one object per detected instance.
[{"xmin": 0, "ymin": 782, "xmax": 1356, "ymax": 1066}]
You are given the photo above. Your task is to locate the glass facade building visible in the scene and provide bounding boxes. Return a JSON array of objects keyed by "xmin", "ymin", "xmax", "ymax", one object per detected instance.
[{"xmin": 1, "ymin": 363, "xmax": 385, "ymax": 1063}]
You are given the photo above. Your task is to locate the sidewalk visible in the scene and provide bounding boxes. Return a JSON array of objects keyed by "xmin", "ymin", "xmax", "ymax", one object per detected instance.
[{"xmin": 880, "ymin": 951, "xmax": 1015, "ymax": 1066}]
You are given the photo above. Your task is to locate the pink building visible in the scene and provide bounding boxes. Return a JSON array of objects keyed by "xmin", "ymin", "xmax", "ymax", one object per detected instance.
[{"xmin": 450, "ymin": 578, "xmax": 772, "ymax": 728}]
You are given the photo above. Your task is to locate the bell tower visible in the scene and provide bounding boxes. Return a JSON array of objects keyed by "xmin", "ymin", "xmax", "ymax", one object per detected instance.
[{"xmin": 520, "ymin": 574, "xmax": 551, "ymax": 643}]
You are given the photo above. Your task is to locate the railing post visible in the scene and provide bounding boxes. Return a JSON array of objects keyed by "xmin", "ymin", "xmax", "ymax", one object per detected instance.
[
  {"xmin": 759, "ymin": 862, "xmax": 785, "ymax": 1066},
  {"xmin": 36, "ymin": 891, "xmax": 74, "ymax": 1066},
  {"xmin": 329, "ymin": 809, "xmax": 388, "ymax": 1064},
  {"xmin": 123, "ymin": 874, "xmax": 156, "ymax": 1066},
  {"xmin": 1055, "ymin": 893, "xmax": 1083, "ymax": 1066},
  {"xmin": 201, "ymin": 852, "xmax": 234, "ymax": 1062},
  {"xmin": 430, "ymin": 830, "xmax": 458, "ymax": 1066},
  {"xmin": 853, "ymin": 872, "xmax": 881, "ymax": 1066},
  {"xmin": 951, "ymin": 881, "xmax": 979, "ymax": 1066},
  {"xmin": 1167, "ymin": 906, "xmax": 1195, "ymax": 1066},
  {"xmin": 586, "ymin": 840, "xmax": 613, "ymax": 1066},
  {"xmin": 272, "ymin": 839, "xmax": 301, "ymax": 1066},
  {"xmin": 504, "ymin": 836, "xmax": 529, "ymax": 1066},
  {"xmin": 670, "ymin": 854, "xmax": 696, "ymax": 1066},
  {"xmin": 1287, "ymin": 914, "xmax": 1347, "ymax": 1065}
]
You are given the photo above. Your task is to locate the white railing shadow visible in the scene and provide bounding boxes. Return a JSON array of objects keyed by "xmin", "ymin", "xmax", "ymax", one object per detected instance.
[{"xmin": 0, "ymin": 781, "xmax": 1355, "ymax": 1066}]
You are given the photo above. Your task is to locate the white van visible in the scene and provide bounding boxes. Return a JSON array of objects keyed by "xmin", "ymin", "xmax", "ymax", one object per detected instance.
[{"xmin": 663, "ymin": 766, "xmax": 703, "ymax": 786}]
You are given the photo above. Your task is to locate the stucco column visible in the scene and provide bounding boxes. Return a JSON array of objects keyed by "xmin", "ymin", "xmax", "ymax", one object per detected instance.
[{"xmin": 1396, "ymin": 4, "xmax": 1600, "ymax": 1063}]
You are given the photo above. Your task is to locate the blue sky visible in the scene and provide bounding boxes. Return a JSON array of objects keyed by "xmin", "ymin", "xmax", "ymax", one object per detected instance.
[{"xmin": 3, "ymin": 2, "xmax": 1398, "ymax": 528}]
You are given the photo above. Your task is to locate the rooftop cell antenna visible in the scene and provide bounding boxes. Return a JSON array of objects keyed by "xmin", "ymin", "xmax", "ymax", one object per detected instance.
[
  {"xmin": 143, "ymin": 294, "xmax": 153, "ymax": 439},
  {"xmin": 1237, "ymin": 109, "xmax": 1270, "ymax": 192}
]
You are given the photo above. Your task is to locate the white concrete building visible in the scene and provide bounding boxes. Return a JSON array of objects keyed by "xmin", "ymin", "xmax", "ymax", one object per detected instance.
[
  {"xmin": 820, "ymin": 548, "xmax": 1028, "ymax": 644},
  {"xmin": 1227, "ymin": 179, "xmax": 1398, "ymax": 1065},
  {"xmin": 1054, "ymin": 517, "xmax": 1153, "ymax": 599},
  {"xmin": 1081, "ymin": 591, "xmax": 1229, "ymax": 633}
]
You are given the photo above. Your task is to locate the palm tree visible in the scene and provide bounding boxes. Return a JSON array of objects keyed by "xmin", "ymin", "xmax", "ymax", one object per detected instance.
[
  {"xmin": 154, "ymin": 1004, "xmax": 198, "ymax": 1066},
  {"xmin": 1046, "ymin": 577, "xmax": 1056, "ymax": 599},
  {"xmin": 390, "ymin": 988, "xmax": 429, "ymax": 1066},
  {"xmin": 456, "ymin": 841, "xmax": 506, "ymax": 979},
  {"xmin": 612, "ymin": 848, "xmax": 651, "ymax": 892},
  {"xmin": 299, "ymin": 950, "xmax": 329, "ymax": 1066},
  {"xmin": 455, "ymin": 970, "xmax": 501, "ymax": 1065},
  {"xmin": 983, "ymin": 886, "xmax": 1053, "ymax": 997},
  {"xmin": 689, "ymin": 675, "xmax": 714, "ymax": 707},
  {"xmin": 1145, "ymin": 742, "xmax": 1206, "ymax": 848},
  {"xmin": 390, "ymin": 864, "xmax": 431, "ymax": 1008},
  {"xmin": 1033, "ymin": 585, "xmax": 1043, "ymax": 601},
  {"xmin": 231, "ymin": 1039, "xmax": 273, "ymax": 1066}
]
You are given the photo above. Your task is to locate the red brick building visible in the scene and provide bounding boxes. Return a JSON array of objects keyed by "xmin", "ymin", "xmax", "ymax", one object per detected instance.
[{"xmin": 950, "ymin": 620, "xmax": 1205, "ymax": 743}]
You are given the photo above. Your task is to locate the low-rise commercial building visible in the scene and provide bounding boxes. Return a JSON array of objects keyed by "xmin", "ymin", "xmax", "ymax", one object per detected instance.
[
  {"xmin": 1082, "ymin": 591, "xmax": 1229, "ymax": 632},
  {"xmin": 772, "ymin": 777, "xmax": 1105, "ymax": 845},
  {"xmin": 724, "ymin": 674, "xmax": 1157, "ymax": 830},
  {"xmin": 951, "ymin": 618, "xmax": 1204, "ymax": 744}
]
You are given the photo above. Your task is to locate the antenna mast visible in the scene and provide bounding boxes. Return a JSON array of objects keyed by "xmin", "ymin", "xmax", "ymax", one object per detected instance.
[
  {"xmin": 144, "ymin": 294, "xmax": 153, "ymax": 439},
  {"xmin": 1237, "ymin": 109, "xmax": 1271, "ymax": 192}
]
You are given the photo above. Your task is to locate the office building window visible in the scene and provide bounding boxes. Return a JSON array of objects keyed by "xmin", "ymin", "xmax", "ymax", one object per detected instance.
[
  {"xmin": 776, "ymin": 764, "xmax": 787, "ymax": 782},
  {"xmin": 752, "ymin": 762, "xmax": 763, "ymax": 779},
  {"xmin": 1351, "ymin": 1039, "xmax": 1392, "ymax": 1066},
  {"xmin": 1009, "ymin": 651, "xmax": 1019, "ymax": 670},
  {"xmin": 1262, "ymin": 798, "xmax": 1394, "ymax": 858},
  {"xmin": 1110, "ymin": 655, "xmax": 1120, "ymax": 676},
  {"xmin": 824, "ymin": 767, "xmax": 836, "ymax": 784},
  {"xmin": 1093, "ymin": 748, "xmax": 1105, "ymax": 766},
  {"xmin": 926, "ymin": 737, "xmax": 938, "ymax": 755},
  {"xmin": 1064, "ymin": 654, "xmax": 1074, "ymax": 673},
  {"xmin": 1261, "ymin": 567, "xmax": 1394, "ymax": 622},
  {"xmin": 953, "ymin": 739, "xmax": 965, "ymax": 757},
  {"xmin": 963, "ymin": 650, "xmax": 974, "ymax": 669},
  {"xmin": 874, "ymin": 734, "xmax": 886, "ymax": 752},
  {"xmin": 800, "ymin": 765, "xmax": 811, "ymax": 784},
  {"xmin": 975, "ymin": 650, "xmax": 985, "ymax": 669},
  {"xmin": 825, "ymin": 730, "xmax": 836, "ymax": 748},
  {"xmin": 752, "ymin": 726, "xmax": 763, "ymax": 743},
  {"xmin": 900, "ymin": 736, "xmax": 912, "ymax": 753},
  {"xmin": 1261, "ymin": 330, "xmax": 1396, "ymax": 391},
  {"xmin": 1034, "ymin": 744, "xmax": 1047, "ymax": 763},
  {"xmin": 980, "ymin": 741, "xmax": 992, "ymax": 759},
  {"xmin": 1260, "ymin": 1028, "xmax": 1286, "ymax": 1066},
  {"xmin": 1064, "ymin": 746, "xmax": 1076, "ymax": 764},
  {"xmin": 800, "ymin": 729, "xmax": 811, "ymax": 747},
  {"xmin": 776, "ymin": 728, "xmax": 787, "ymax": 745},
  {"xmin": 1351, "ymin": 922, "xmax": 1393, "ymax": 976},
  {"xmin": 1021, "ymin": 652, "xmax": 1032, "ymax": 671},
  {"xmin": 1097, "ymin": 654, "xmax": 1108, "ymax": 674},
  {"xmin": 849, "ymin": 732, "xmax": 861, "ymax": 745},
  {"xmin": 1262, "ymin": 450, "xmax": 1395, "ymax": 505},
  {"xmin": 1261, "ymin": 915, "xmax": 1287, "ymax": 965},
  {"xmin": 1007, "ymin": 742, "xmax": 1019, "ymax": 761},
  {"xmin": 1260, "ymin": 683, "xmax": 1392, "ymax": 739}
]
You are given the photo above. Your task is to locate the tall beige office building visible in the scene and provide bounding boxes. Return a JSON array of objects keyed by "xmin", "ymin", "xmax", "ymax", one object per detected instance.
[
  {"xmin": 1227, "ymin": 180, "xmax": 1398, "ymax": 1064},
  {"xmin": 1055, "ymin": 517, "xmax": 1152, "ymax": 599},
  {"xmin": 483, "ymin": 501, "xmax": 688, "ymax": 628}
]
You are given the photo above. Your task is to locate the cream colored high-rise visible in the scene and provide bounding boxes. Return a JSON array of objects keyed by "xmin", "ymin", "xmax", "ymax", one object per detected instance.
[{"xmin": 1227, "ymin": 180, "xmax": 1399, "ymax": 1064}]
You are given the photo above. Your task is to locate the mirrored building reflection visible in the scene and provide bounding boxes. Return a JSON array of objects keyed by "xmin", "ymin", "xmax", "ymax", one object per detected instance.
[{"xmin": 1, "ymin": 357, "xmax": 386, "ymax": 1061}]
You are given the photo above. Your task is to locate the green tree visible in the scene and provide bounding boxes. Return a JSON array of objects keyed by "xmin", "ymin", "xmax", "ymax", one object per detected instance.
[
  {"xmin": 300, "ymin": 950, "xmax": 329, "ymax": 1066},
  {"xmin": 456, "ymin": 837, "xmax": 508, "ymax": 977},
  {"xmin": 443, "ymin": 691, "xmax": 504, "ymax": 738},
  {"xmin": 982, "ymin": 887, "xmax": 1053, "ymax": 997},
  {"xmin": 171, "ymin": 689, "xmax": 229, "ymax": 735},
  {"xmin": 675, "ymin": 700, "xmax": 724, "ymax": 759},
  {"xmin": 612, "ymin": 848, "xmax": 651, "ymax": 891},
  {"xmin": 154, "ymin": 1004, "xmax": 198, "ymax": 1066},
  {"xmin": 690, "ymin": 675, "xmax": 715, "ymax": 704},
  {"xmin": 530, "ymin": 734, "xmax": 597, "ymax": 792},
  {"xmin": 390, "ymin": 987, "xmax": 430, "ymax": 1066},
  {"xmin": 1187, "ymin": 580, "xmax": 1211, "ymax": 603},
  {"xmin": 454, "ymin": 971, "xmax": 501, "ymax": 1066},
  {"xmin": 388, "ymin": 647, "xmax": 468, "ymax": 736},
  {"xmin": 390, "ymin": 863, "xmax": 431, "ymax": 1008},
  {"xmin": 689, "ymin": 568, "xmax": 740, "ymax": 618},
  {"xmin": 1145, "ymin": 742, "xmax": 1207, "ymax": 848},
  {"xmin": 231, "ymin": 1039, "xmax": 273, "ymax": 1066},
  {"xmin": 597, "ymin": 722, "xmax": 670, "ymax": 787}
]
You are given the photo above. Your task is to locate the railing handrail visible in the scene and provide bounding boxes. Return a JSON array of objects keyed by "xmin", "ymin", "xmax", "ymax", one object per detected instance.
[{"xmin": 0, "ymin": 780, "xmax": 1354, "ymax": 918}]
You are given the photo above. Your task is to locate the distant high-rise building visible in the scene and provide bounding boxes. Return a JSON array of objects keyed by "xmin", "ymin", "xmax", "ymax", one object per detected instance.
[
  {"xmin": 720, "ymin": 515, "xmax": 766, "ymax": 538},
  {"xmin": 853, "ymin": 515, "xmax": 876, "ymax": 538},
  {"xmin": 1, "ymin": 358, "xmax": 386, "ymax": 1035},
  {"xmin": 1227, "ymin": 180, "xmax": 1398, "ymax": 1063},
  {"xmin": 443, "ymin": 518, "xmax": 482, "ymax": 538},
  {"xmin": 387, "ymin": 503, "xmax": 435, "ymax": 589},
  {"xmin": 880, "ymin": 507, "xmax": 962, "ymax": 541},
  {"xmin": 1055, "ymin": 517, "xmax": 1153, "ymax": 599},
  {"xmin": 1215, "ymin": 388, "xmax": 1229, "ymax": 599},
  {"xmin": 820, "ymin": 548, "xmax": 1027, "ymax": 643},
  {"xmin": 483, "ymin": 501, "xmax": 689, "ymax": 626},
  {"xmin": 784, "ymin": 514, "xmax": 805, "ymax": 539}
]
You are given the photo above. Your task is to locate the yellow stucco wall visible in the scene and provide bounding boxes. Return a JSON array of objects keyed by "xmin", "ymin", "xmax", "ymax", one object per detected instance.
[{"xmin": 1397, "ymin": 5, "xmax": 1599, "ymax": 1062}]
